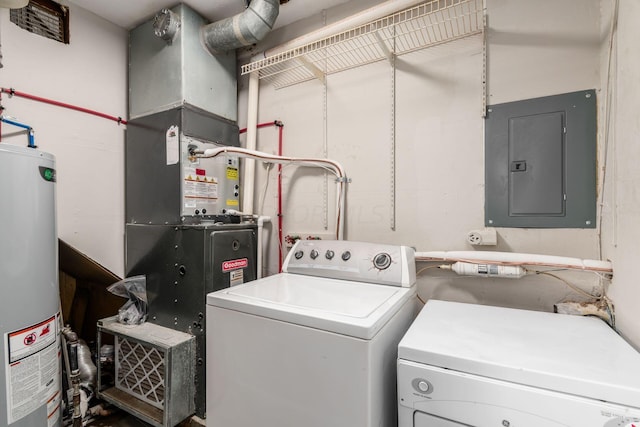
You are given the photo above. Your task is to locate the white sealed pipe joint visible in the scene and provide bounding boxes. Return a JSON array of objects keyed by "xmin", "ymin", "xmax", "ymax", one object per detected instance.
[{"xmin": 443, "ymin": 262, "xmax": 527, "ymax": 279}]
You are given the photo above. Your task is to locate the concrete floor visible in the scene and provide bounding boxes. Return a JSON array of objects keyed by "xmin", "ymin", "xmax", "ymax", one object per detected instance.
[
  {"xmin": 84, "ymin": 410, "xmax": 204, "ymax": 427},
  {"xmin": 84, "ymin": 410, "xmax": 152, "ymax": 427}
]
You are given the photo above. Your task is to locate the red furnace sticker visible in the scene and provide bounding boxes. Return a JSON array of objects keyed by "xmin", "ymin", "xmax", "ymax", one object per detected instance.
[{"xmin": 222, "ymin": 258, "xmax": 248, "ymax": 272}]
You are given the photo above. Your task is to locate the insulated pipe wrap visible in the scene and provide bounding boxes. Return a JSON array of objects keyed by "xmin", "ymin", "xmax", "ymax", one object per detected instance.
[{"xmin": 202, "ymin": 0, "xmax": 279, "ymax": 54}]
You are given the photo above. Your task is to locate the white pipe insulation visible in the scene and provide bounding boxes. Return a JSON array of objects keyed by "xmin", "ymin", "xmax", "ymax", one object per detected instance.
[
  {"xmin": 415, "ymin": 251, "xmax": 613, "ymax": 274},
  {"xmin": 243, "ymin": 72, "xmax": 260, "ymax": 214},
  {"xmin": 256, "ymin": 215, "xmax": 271, "ymax": 279},
  {"xmin": 196, "ymin": 146, "xmax": 348, "ymax": 240}
]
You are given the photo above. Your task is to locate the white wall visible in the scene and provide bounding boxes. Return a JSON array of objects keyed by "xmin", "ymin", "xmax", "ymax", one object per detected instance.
[
  {"xmin": 1, "ymin": 4, "xmax": 127, "ymax": 276},
  {"xmin": 241, "ymin": 0, "xmax": 608, "ymax": 317},
  {"xmin": 602, "ymin": 0, "xmax": 640, "ymax": 348},
  {"xmin": 5, "ymin": 0, "xmax": 634, "ymax": 348}
]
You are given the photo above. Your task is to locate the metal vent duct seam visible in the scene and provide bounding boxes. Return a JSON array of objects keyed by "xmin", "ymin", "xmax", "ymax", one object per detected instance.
[{"xmin": 201, "ymin": 0, "xmax": 279, "ymax": 55}]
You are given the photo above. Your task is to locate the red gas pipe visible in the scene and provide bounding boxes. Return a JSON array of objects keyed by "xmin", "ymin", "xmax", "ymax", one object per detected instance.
[{"xmin": 0, "ymin": 87, "xmax": 127, "ymax": 125}]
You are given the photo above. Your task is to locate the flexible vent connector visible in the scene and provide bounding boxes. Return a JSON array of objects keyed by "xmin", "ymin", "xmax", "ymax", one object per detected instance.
[{"xmin": 202, "ymin": 0, "xmax": 279, "ymax": 54}]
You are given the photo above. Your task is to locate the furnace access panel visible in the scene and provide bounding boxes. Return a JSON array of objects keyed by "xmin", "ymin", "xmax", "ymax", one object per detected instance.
[{"xmin": 126, "ymin": 106, "xmax": 241, "ymax": 224}]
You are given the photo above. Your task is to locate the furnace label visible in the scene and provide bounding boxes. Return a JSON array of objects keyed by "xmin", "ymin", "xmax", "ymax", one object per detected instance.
[
  {"xmin": 4, "ymin": 314, "xmax": 60, "ymax": 425},
  {"xmin": 184, "ymin": 167, "xmax": 218, "ymax": 209},
  {"xmin": 226, "ymin": 167, "xmax": 238, "ymax": 180},
  {"xmin": 222, "ymin": 258, "xmax": 248, "ymax": 272},
  {"xmin": 230, "ymin": 269, "xmax": 244, "ymax": 286}
]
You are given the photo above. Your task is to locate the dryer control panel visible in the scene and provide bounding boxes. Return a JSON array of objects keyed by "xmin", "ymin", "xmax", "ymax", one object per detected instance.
[{"xmin": 283, "ymin": 240, "xmax": 416, "ymax": 287}]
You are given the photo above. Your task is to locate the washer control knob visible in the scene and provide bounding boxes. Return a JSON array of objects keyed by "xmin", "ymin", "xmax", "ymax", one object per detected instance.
[
  {"xmin": 373, "ymin": 253, "xmax": 392, "ymax": 270},
  {"xmin": 325, "ymin": 250, "xmax": 335, "ymax": 260},
  {"xmin": 341, "ymin": 251, "xmax": 351, "ymax": 261},
  {"xmin": 310, "ymin": 249, "xmax": 319, "ymax": 260},
  {"xmin": 411, "ymin": 378, "xmax": 433, "ymax": 394},
  {"xmin": 294, "ymin": 250, "xmax": 304, "ymax": 260}
]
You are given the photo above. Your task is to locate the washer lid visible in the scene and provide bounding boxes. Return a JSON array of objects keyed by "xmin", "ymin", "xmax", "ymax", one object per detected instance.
[
  {"xmin": 398, "ymin": 300, "xmax": 640, "ymax": 409},
  {"xmin": 207, "ymin": 273, "xmax": 415, "ymax": 339}
]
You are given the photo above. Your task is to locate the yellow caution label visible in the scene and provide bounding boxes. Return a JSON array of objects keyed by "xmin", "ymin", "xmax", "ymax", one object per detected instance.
[
  {"xmin": 227, "ymin": 199, "xmax": 239, "ymax": 206},
  {"xmin": 226, "ymin": 167, "xmax": 239, "ymax": 180}
]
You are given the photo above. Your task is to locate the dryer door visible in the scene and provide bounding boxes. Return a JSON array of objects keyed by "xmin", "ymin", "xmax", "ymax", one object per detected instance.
[{"xmin": 415, "ymin": 412, "xmax": 471, "ymax": 426}]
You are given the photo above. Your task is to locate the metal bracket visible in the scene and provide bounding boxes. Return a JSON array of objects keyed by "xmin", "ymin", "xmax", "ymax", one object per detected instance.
[
  {"xmin": 296, "ymin": 57, "xmax": 326, "ymax": 84},
  {"xmin": 335, "ymin": 177, "xmax": 352, "ymax": 183},
  {"xmin": 374, "ymin": 32, "xmax": 395, "ymax": 63}
]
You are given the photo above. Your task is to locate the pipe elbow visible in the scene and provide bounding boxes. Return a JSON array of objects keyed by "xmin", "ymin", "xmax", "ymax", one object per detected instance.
[{"xmin": 202, "ymin": 0, "xmax": 279, "ymax": 55}]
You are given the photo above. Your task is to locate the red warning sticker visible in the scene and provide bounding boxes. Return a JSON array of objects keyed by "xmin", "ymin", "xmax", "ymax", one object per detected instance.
[
  {"xmin": 222, "ymin": 258, "xmax": 248, "ymax": 272},
  {"xmin": 8, "ymin": 316, "xmax": 57, "ymax": 363},
  {"xmin": 4, "ymin": 314, "xmax": 60, "ymax": 425}
]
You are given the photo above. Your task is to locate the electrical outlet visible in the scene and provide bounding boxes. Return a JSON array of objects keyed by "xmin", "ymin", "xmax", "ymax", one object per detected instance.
[
  {"xmin": 467, "ymin": 228, "xmax": 497, "ymax": 246},
  {"xmin": 468, "ymin": 233, "xmax": 482, "ymax": 245}
]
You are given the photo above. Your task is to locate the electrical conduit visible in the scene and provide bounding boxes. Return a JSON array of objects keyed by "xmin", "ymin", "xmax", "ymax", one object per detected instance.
[{"xmin": 277, "ymin": 124, "xmax": 284, "ymax": 270}]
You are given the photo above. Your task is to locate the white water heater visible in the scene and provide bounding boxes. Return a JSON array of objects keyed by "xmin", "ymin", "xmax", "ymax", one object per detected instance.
[{"xmin": 0, "ymin": 144, "xmax": 61, "ymax": 427}]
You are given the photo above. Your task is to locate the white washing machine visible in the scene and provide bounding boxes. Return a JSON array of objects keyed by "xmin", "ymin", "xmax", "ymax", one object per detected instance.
[
  {"xmin": 398, "ymin": 300, "xmax": 640, "ymax": 427},
  {"xmin": 206, "ymin": 240, "xmax": 418, "ymax": 427}
]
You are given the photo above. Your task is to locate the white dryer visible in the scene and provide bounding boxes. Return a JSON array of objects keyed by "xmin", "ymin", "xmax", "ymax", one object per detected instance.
[
  {"xmin": 206, "ymin": 240, "xmax": 419, "ymax": 427},
  {"xmin": 398, "ymin": 300, "xmax": 640, "ymax": 427}
]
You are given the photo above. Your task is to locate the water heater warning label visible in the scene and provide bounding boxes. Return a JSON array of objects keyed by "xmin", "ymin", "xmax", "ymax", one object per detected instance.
[{"xmin": 4, "ymin": 314, "xmax": 61, "ymax": 425}]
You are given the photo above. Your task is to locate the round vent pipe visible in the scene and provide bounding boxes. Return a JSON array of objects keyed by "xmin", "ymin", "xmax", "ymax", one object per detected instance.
[{"xmin": 202, "ymin": 0, "xmax": 279, "ymax": 55}]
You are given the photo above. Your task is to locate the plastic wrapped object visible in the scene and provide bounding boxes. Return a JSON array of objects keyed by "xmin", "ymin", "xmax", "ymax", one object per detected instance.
[{"xmin": 107, "ymin": 275, "xmax": 148, "ymax": 325}]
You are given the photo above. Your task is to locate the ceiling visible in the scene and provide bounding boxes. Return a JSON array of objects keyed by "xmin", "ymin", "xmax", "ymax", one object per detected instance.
[{"xmin": 69, "ymin": 0, "xmax": 353, "ymax": 30}]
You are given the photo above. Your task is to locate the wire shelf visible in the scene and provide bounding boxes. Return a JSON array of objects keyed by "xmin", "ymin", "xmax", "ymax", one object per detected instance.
[{"xmin": 241, "ymin": 0, "xmax": 484, "ymax": 89}]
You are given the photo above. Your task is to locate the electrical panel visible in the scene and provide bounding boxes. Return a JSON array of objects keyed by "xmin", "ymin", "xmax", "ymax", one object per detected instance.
[{"xmin": 485, "ymin": 90, "xmax": 597, "ymax": 228}]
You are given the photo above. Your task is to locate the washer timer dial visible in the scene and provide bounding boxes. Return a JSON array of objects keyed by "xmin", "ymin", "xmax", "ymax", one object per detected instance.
[{"xmin": 373, "ymin": 253, "xmax": 392, "ymax": 270}]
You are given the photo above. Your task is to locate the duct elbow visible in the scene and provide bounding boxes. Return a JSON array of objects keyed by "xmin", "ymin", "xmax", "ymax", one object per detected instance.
[{"xmin": 202, "ymin": 0, "xmax": 279, "ymax": 55}]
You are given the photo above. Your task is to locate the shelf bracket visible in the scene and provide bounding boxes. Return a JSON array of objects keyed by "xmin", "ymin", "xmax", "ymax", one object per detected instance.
[
  {"xmin": 375, "ymin": 32, "xmax": 395, "ymax": 64},
  {"xmin": 296, "ymin": 57, "xmax": 326, "ymax": 84}
]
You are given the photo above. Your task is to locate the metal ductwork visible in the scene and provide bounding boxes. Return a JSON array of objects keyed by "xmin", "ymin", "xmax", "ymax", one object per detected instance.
[{"xmin": 202, "ymin": 0, "xmax": 279, "ymax": 55}]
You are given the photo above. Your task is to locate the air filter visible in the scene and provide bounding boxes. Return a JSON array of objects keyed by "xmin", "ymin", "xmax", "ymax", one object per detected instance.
[{"xmin": 97, "ymin": 317, "xmax": 195, "ymax": 427}]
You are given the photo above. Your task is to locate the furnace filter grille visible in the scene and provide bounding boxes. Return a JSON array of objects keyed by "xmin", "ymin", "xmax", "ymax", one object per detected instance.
[{"xmin": 115, "ymin": 336, "xmax": 166, "ymax": 409}]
